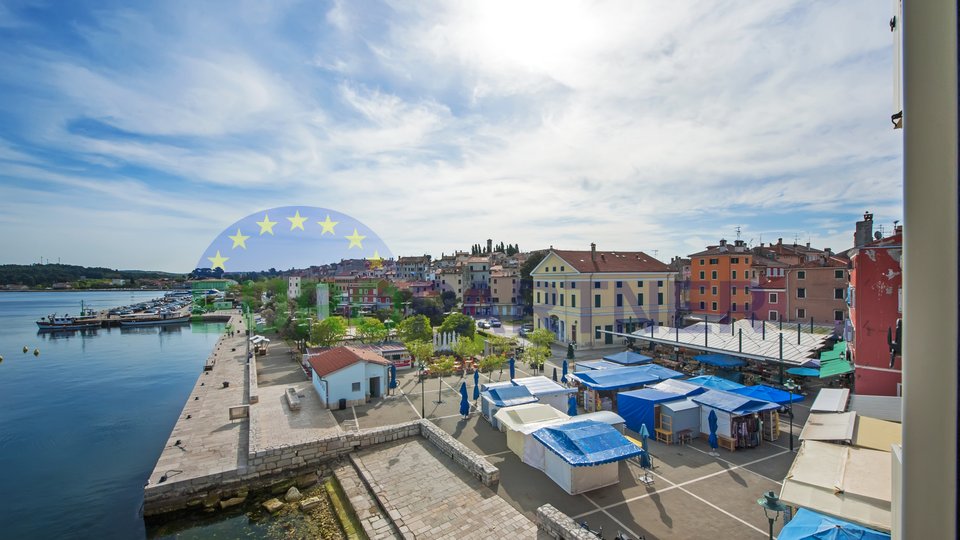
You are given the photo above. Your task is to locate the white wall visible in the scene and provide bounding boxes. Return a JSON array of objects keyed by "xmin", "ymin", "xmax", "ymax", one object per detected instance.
[
  {"xmin": 699, "ymin": 407, "xmax": 731, "ymax": 438},
  {"xmin": 325, "ymin": 363, "xmax": 367, "ymax": 405}
]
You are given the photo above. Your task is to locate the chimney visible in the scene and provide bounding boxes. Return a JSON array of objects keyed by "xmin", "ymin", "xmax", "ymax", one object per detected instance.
[
  {"xmin": 854, "ymin": 211, "xmax": 875, "ymax": 247},
  {"xmin": 806, "ymin": 242, "xmax": 810, "ymax": 248},
  {"xmin": 777, "ymin": 238, "xmax": 783, "ymax": 245},
  {"xmin": 719, "ymin": 239, "xmax": 727, "ymax": 246},
  {"xmin": 590, "ymin": 243, "xmax": 596, "ymax": 261}
]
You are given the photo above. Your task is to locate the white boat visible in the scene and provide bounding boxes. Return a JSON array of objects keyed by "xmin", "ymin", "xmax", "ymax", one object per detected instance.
[
  {"xmin": 36, "ymin": 313, "xmax": 101, "ymax": 331},
  {"xmin": 119, "ymin": 312, "xmax": 191, "ymax": 327}
]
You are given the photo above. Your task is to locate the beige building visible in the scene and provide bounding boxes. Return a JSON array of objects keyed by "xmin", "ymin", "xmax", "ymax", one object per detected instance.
[{"xmin": 531, "ymin": 245, "xmax": 675, "ymax": 348}]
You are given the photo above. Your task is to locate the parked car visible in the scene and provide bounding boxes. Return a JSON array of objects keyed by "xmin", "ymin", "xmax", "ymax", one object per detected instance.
[
  {"xmin": 489, "ymin": 318, "xmax": 502, "ymax": 328},
  {"xmin": 477, "ymin": 319, "xmax": 490, "ymax": 329}
]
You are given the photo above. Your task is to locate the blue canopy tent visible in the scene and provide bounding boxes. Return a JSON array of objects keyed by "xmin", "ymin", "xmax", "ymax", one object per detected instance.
[
  {"xmin": 686, "ymin": 375, "xmax": 746, "ymax": 392},
  {"xmin": 479, "ymin": 386, "xmax": 538, "ymax": 429},
  {"xmin": 694, "ymin": 354, "xmax": 746, "ymax": 368},
  {"xmin": 603, "ymin": 350, "xmax": 653, "ymax": 365},
  {"xmin": 777, "ymin": 508, "xmax": 891, "ymax": 540},
  {"xmin": 532, "ymin": 420, "xmax": 643, "ymax": 494},
  {"xmin": 693, "ymin": 389, "xmax": 779, "ymax": 449},
  {"xmin": 636, "ymin": 364, "xmax": 684, "ymax": 381},
  {"xmin": 787, "ymin": 367, "xmax": 821, "ymax": 377},
  {"xmin": 571, "ymin": 367, "xmax": 660, "ymax": 391},
  {"xmin": 732, "ymin": 384, "xmax": 805, "ymax": 406},
  {"xmin": 574, "ymin": 359, "xmax": 623, "ymax": 371},
  {"xmin": 617, "ymin": 388, "xmax": 686, "ymax": 435},
  {"xmin": 692, "ymin": 389, "xmax": 780, "ymax": 415}
]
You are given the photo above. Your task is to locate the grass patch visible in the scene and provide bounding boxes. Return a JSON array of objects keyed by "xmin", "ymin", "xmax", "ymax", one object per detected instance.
[{"xmin": 325, "ymin": 476, "xmax": 368, "ymax": 540}]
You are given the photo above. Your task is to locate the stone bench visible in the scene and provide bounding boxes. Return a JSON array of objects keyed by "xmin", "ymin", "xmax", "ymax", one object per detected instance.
[{"xmin": 285, "ymin": 388, "xmax": 301, "ymax": 411}]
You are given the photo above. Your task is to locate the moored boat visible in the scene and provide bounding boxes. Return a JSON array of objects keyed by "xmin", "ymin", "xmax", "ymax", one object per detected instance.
[
  {"xmin": 119, "ymin": 313, "xmax": 191, "ymax": 327},
  {"xmin": 36, "ymin": 314, "xmax": 101, "ymax": 331}
]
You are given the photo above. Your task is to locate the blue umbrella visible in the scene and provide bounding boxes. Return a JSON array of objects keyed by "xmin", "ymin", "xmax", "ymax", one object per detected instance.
[
  {"xmin": 708, "ymin": 409, "xmax": 719, "ymax": 454},
  {"xmin": 561, "ymin": 359, "xmax": 568, "ymax": 383},
  {"xmin": 389, "ymin": 363, "xmax": 398, "ymax": 389},
  {"xmin": 508, "ymin": 357, "xmax": 515, "ymax": 380},
  {"xmin": 638, "ymin": 424, "xmax": 652, "ymax": 469},
  {"xmin": 567, "ymin": 393, "xmax": 578, "ymax": 416},
  {"xmin": 458, "ymin": 382, "xmax": 470, "ymax": 417},
  {"xmin": 552, "ymin": 367, "xmax": 558, "ymax": 382},
  {"xmin": 473, "ymin": 369, "xmax": 480, "ymax": 400}
]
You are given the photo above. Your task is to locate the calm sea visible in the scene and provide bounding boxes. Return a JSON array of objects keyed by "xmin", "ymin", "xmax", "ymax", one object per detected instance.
[{"xmin": 0, "ymin": 291, "xmax": 225, "ymax": 539}]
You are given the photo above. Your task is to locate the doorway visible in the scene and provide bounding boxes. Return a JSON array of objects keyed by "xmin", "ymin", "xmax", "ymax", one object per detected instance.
[{"xmin": 369, "ymin": 376, "xmax": 381, "ymax": 398}]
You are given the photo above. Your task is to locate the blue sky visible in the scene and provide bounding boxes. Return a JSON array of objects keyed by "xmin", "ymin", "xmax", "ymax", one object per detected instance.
[{"xmin": 0, "ymin": 1, "xmax": 902, "ymax": 272}]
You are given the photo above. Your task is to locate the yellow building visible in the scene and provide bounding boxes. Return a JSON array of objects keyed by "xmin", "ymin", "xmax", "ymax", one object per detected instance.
[{"xmin": 531, "ymin": 245, "xmax": 676, "ymax": 348}]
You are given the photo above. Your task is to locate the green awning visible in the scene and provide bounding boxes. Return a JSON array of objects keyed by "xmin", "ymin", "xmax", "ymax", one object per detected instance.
[{"xmin": 820, "ymin": 357, "xmax": 853, "ymax": 378}]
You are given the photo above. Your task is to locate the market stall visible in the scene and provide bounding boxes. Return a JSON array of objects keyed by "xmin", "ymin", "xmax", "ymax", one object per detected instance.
[
  {"xmin": 531, "ymin": 420, "xmax": 643, "ymax": 495},
  {"xmin": 658, "ymin": 399, "xmax": 701, "ymax": 444},
  {"xmin": 691, "ymin": 389, "xmax": 779, "ymax": 450},
  {"xmin": 602, "ymin": 350, "xmax": 653, "ymax": 366},
  {"xmin": 616, "ymin": 388, "xmax": 688, "ymax": 436},
  {"xmin": 511, "ymin": 376, "xmax": 577, "ymax": 413},
  {"xmin": 479, "ymin": 386, "xmax": 538, "ymax": 429}
]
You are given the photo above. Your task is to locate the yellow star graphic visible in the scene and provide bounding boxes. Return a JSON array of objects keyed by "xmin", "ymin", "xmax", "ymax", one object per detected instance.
[
  {"xmin": 207, "ymin": 250, "xmax": 229, "ymax": 271},
  {"xmin": 287, "ymin": 210, "xmax": 308, "ymax": 231},
  {"xmin": 368, "ymin": 250, "xmax": 383, "ymax": 269},
  {"xmin": 228, "ymin": 228, "xmax": 250, "ymax": 249},
  {"xmin": 317, "ymin": 214, "xmax": 338, "ymax": 235},
  {"xmin": 256, "ymin": 214, "xmax": 277, "ymax": 235},
  {"xmin": 346, "ymin": 228, "xmax": 366, "ymax": 249}
]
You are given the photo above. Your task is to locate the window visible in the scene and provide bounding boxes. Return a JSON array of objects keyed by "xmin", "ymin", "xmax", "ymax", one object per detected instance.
[
  {"xmin": 657, "ymin": 280, "xmax": 663, "ymax": 287},
  {"xmin": 732, "ymin": 270, "xmax": 737, "ymax": 279},
  {"xmin": 797, "ymin": 288, "xmax": 806, "ymax": 299},
  {"xmin": 552, "ymin": 266, "xmax": 557, "ymax": 272},
  {"xmin": 571, "ymin": 282, "xmax": 576, "ymax": 288},
  {"xmin": 745, "ymin": 257, "xmax": 750, "ymax": 264},
  {"xmin": 711, "ymin": 286, "xmax": 717, "ymax": 295},
  {"xmin": 638, "ymin": 293, "xmax": 644, "ymax": 305},
  {"xmin": 551, "ymin": 293, "xmax": 556, "ymax": 305},
  {"xmin": 616, "ymin": 281, "xmax": 623, "ymax": 288},
  {"xmin": 699, "ymin": 286, "xmax": 705, "ymax": 294},
  {"xmin": 769, "ymin": 293, "xmax": 779, "ymax": 304},
  {"xmin": 699, "ymin": 301, "xmax": 706, "ymax": 310},
  {"xmin": 560, "ymin": 266, "xmax": 565, "ymax": 271},
  {"xmin": 352, "ymin": 382, "xmax": 361, "ymax": 392},
  {"xmin": 731, "ymin": 257, "xmax": 739, "ymax": 263},
  {"xmin": 594, "ymin": 295, "xmax": 601, "ymax": 308},
  {"xmin": 835, "ymin": 269, "xmax": 844, "ymax": 279},
  {"xmin": 835, "ymin": 288, "xmax": 844, "ymax": 300},
  {"xmin": 745, "ymin": 302, "xmax": 750, "ymax": 311},
  {"xmin": 699, "ymin": 259, "xmax": 705, "ymax": 265},
  {"xmin": 536, "ymin": 292, "xmax": 541, "ymax": 303},
  {"xmin": 711, "ymin": 301, "xmax": 718, "ymax": 311},
  {"xmin": 752, "ymin": 270, "xmax": 757, "ymax": 278},
  {"xmin": 699, "ymin": 271, "xmax": 705, "ymax": 279},
  {"xmin": 616, "ymin": 294, "xmax": 623, "ymax": 307},
  {"xmin": 835, "ymin": 310, "xmax": 844, "ymax": 321},
  {"xmin": 769, "ymin": 310, "xmax": 778, "ymax": 321},
  {"xmin": 797, "ymin": 308, "xmax": 806, "ymax": 319},
  {"xmin": 536, "ymin": 281, "xmax": 540, "ymax": 287},
  {"xmin": 732, "ymin": 302, "xmax": 737, "ymax": 312},
  {"xmin": 594, "ymin": 281, "xmax": 601, "ymax": 289},
  {"xmin": 848, "ymin": 287, "xmax": 855, "ymax": 308},
  {"xmin": 571, "ymin": 295, "xmax": 576, "ymax": 308},
  {"xmin": 709, "ymin": 258, "xmax": 719, "ymax": 264},
  {"xmin": 493, "ymin": 279, "xmax": 498, "ymax": 284},
  {"xmin": 560, "ymin": 282, "xmax": 564, "ymax": 288},
  {"xmin": 711, "ymin": 270, "xmax": 718, "ymax": 279},
  {"xmin": 732, "ymin": 286, "xmax": 737, "ymax": 295},
  {"xmin": 552, "ymin": 281, "xmax": 556, "ymax": 288},
  {"xmin": 745, "ymin": 286, "xmax": 750, "ymax": 294},
  {"xmin": 595, "ymin": 326, "xmax": 601, "ymax": 339},
  {"xmin": 657, "ymin": 292, "xmax": 664, "ymax": 305},
  {"xmin": 560, "ymin": 294, "xmax": 564, "ymax": 306},
  {"xmin": 637, "ymin": 280, "xmax": 644, "ymax": 287},
  {"xmin": 797, "ymin": 270, "xmax": 806, "ymax": 280}
]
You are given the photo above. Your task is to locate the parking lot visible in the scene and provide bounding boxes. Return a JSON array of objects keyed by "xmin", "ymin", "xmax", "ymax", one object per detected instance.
[{"xmin": 332, "ymin": 365, "xmax": 806, "ymax": 539}]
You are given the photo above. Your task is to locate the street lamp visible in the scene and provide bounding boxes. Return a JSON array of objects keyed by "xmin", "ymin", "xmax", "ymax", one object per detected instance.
[
  {"xmin": 756, "ymin": 490, "xmax": 787, "ymax": 540},
  {"xmin": 419, "ymin": 359, "xmax": 426, "ymax": 419},
  {"xmin": 783, "ymin": 378, "xmax": 799, "ymax": 452}
]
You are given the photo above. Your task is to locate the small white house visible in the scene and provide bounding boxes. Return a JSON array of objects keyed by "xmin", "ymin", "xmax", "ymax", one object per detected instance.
[{"xmin": 308, "ymin": 346, "xmax": 391, "ymax": 409}]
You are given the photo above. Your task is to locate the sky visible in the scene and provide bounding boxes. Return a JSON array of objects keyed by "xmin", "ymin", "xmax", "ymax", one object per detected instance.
[{"xmin": 0, "ymin": 0, "xmax": 903, "ymax": 272}]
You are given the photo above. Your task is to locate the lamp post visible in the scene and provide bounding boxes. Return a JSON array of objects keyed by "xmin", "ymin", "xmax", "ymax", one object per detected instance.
[
  {"xmin": 756, "ymin": 490, "xmax": 787, "ymax": 540},
  {"xmin": 783, "ymin": 379, "xmax": 799, "ymax": 452},
  {"xmin": 419, "ymin": 359, "xmax": 425, "ymax": 419}
]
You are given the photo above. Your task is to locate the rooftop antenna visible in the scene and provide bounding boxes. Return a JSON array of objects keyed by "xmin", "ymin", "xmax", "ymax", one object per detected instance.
[
  {"xmin": 793, "ymin": 234, "xmax": 800, "ymax": 245},
  {"xmin": 652, "ymin": 249, "xmax": 660, "ymax": 258},
  {"xmin": 735, "ymin": 226, "xmax": 742, "ymax": 240}
]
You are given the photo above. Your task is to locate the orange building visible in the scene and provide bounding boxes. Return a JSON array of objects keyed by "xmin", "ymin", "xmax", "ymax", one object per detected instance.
[{"xmin": 687, "ymin": 239, "xmax": 753, "ymax": 322}]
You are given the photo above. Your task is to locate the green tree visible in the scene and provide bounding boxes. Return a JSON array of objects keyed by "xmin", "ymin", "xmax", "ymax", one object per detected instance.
[
  {"xmin": 527, "ymin": 328, "xmax": 556, "ymax": 349},
  {"xmin": 412, "ymin": 296, "xmax": 444, "ymax": 325},
  {"xmin": 406, "ymin": 340, "xmax": 435, "ymax": 369},
  {"xmin": 439, "ymin": 312, "xmax": 475, "ymax": 338},
  {"xmin": 452, "ymin": 335, "xmax": 484, "ymax": 360},
  {"xmin": 478, "ymin": 353, "xmax": 506, "ymax": 378},
  {"xmin": 310, "ymin": 316, "xmax": 347, "ymax": 347},
  {"xmin": 523, "ymin": 345, "xmax": 550, "ymax": 373},
  {"xmin": 429, "ymin": 355, "xmax": 456, "ymax": 403},
  {"xmin": 487, "ymin": 334, "xmax": 517, "ymax": 357},
  {"xmin": 356, "ymin": 317, "xmax": 388, "ymax": 343},
  {"xmin": 519, "ymin": 250, "xmax": 547, "ymax": 312},
  {"xmin": 398, "ymin": 315, "xmax": 433, "ymax": 344},
  {"xmin": 440, "ymin": 291, "xmax": 458, "ymax": 312},
  {"xmin": 567, "ymin": 343, "xmax": 576, "ymax": 360}
]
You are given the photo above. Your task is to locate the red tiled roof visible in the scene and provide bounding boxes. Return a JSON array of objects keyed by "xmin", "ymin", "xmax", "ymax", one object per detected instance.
[
  {"xmin": 307, "ymin": 346, "xmax": 390, "ymax": 377},
  {"xmin": 552, "ymin": 250, "xmax": 669, "ymax": 273},
  {"xmin": 754, "ymin": 277, "xmax": 786, "ymax": 289}
]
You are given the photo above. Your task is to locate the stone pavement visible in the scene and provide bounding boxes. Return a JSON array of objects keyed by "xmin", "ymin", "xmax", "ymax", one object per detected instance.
[
  {"xmin": 353, "ymin": 438, "xmax": 538, "ymax": 539},
  {"xmin": 333, "ymin": 461, "xmax": 401, "ymax": 540},
  {"xmin": 147, "ymin": 312, "xmax": 249, "ymax": 486},
  {"xmin": 250, "ymin": 377, "xmax": 342, "ymax": 453}
]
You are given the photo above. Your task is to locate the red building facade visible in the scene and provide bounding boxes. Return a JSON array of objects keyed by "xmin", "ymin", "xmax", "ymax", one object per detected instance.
[{"xmin": 848, "ymin": 229, "xmax": 903, "ymax": 396}]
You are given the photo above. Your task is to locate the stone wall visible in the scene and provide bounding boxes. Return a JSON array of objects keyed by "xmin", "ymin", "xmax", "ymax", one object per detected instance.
[
  {"xmin": 418, "ymin": 420, "xmax": 499, "ymax": 487},
  {"xmin": 536, "ymin": 504, "xmax": 600, "ymax": 540},
  {"xmin": 248, "ymin": 356, "xmax": 259, "ymax": 404}
]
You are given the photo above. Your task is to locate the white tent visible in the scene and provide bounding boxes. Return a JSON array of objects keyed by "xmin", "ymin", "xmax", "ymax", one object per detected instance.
[
  {"xmin": 495, "ymin": 404, "xmax": 571, "ymax": 468},
  {"xmin": 511, "ymin": 376, "xmax": 577, "ymax": 413},
  {"xmin": 780, "ymin": 440, "xmax": 892, "ymax": 532},
  {"xmin": 532, "ymin": 420, "xmax": 642, "ymax": 495},
  {"xmin": 799, "ymin": 412, "xmax": 857, "ymax": 443},
  {"xmin": 810, "ymin": 388, "xmax": 850, "ymax": 413}
]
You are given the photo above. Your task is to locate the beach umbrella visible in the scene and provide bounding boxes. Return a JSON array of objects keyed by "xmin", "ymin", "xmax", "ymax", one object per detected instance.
[
  {"xmin": 638, "ymin": 424, "xmax": 652, "ymax": 469},
  {"xmin": 561, "ymin": 359, "xmax": 568, "ymax": 384},
  {"xmin": 552, "ymin": 367, "xmax": 558, "ymax": 382},
  {"xmin": 708, "ymin": 409, "xmax": 719, "ymax": 455},
  {"xmin": 567, "ymin": 393, "xmax": 578, "ymax": 416},
  {"xmin": 473, "ymin": 369, "xmax": 480, "ymax": 400},
  {"xmin": 508, "ymin": 357, "xmax": 515, "ymax": 380},
  {"xmin": 389, "ymin": 364, "xmax": 398, "ymax": 390},
  {"xmin": 458, "ymin": 382, "xmax": 470, "ymax": 418}
]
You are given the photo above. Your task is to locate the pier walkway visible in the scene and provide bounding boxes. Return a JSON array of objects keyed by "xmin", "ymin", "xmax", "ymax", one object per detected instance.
[{"xmin": 147, "ymin": 312, "xmax": 249, "ymax": 486}]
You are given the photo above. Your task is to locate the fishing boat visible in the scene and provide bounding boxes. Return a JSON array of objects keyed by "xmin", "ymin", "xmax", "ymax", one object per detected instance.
[
  {"xmin": 36, "ymin": 313, "xmax": 101, "ymax": 331},
  {"xmin": 119, "ymin": 312, "xmax": 191, "ymax": 327}
]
